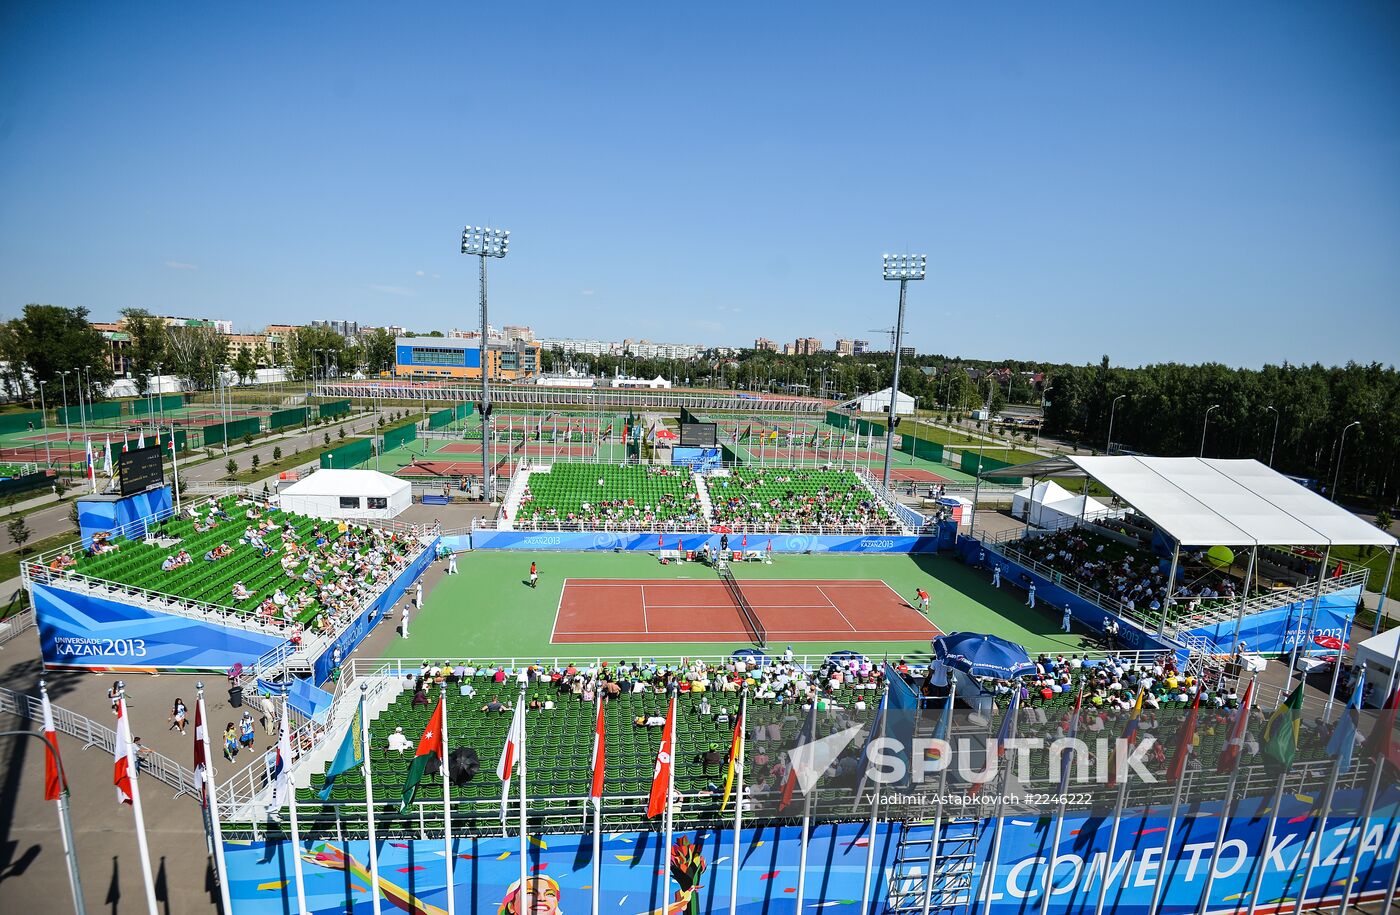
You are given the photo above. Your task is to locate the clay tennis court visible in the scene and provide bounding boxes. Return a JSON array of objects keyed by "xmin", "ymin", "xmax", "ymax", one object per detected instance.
[{"xmin": 551, "ymin": 577, "xmax": 942, "ymax": 644}]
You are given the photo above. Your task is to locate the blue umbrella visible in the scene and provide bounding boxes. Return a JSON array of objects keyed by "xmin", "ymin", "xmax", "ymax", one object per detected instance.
[
  {"xmin": 825, "ymin": 649, "xmax": 868, "ymax": 667},
  {"xmin": 730, "ymin": 648, "xmax": 769, "ymax": 666},
  {"xmin": 933, "ymin": 632, "xmax": 1035, "ymax": 679}
]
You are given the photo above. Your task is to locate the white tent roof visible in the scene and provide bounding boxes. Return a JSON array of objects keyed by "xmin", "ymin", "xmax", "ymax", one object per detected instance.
[
  {"xmin": 1013, "ymin": 480, "xmax": 1074, "ymax": 505},
  {"xmin": 979, "ymin": 456, "xmax": 1395, "ymax": 547},
  {"xmin": 281, "ymin": 469, "xmax": 409, "ymax": 498}
]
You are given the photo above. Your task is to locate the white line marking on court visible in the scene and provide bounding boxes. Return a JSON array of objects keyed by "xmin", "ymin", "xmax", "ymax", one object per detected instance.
[{"xmin": 817, "ymin": 585, "xmax": 859, "ymax": 633}]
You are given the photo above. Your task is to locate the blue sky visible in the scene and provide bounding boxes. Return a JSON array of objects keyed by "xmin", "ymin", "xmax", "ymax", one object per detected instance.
[{"xmin": 1, "ymin": 2, "xmax": 1397, "ymax": 367}]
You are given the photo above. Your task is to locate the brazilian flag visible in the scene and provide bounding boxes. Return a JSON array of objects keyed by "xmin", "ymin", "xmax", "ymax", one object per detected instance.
[{"xmin": 1261, "ymin": 683, "xmax": 1305, "ymax": 773}]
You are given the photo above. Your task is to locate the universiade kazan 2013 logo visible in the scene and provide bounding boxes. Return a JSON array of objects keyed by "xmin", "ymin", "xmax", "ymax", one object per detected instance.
[{"xmin": 519, "ymin": 535, "xmax": 562, "ymax": 547}]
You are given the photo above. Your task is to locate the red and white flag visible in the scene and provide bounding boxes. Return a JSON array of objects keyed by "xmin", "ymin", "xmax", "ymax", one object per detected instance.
[
  {"xmin": 193, "ymin": 699, "xmax": 208, "ymax": 808},
  {"xmin": 1216, "ymin": 680, "xmax": 1254, "ymax": 774},
  {"xmin": 646, "ymin": 694, "xmax": 678, "ymax": 819},
  {"xmin": 114, "ymin": 696, "xmax": 135, "ymax": 805},
  {"xmin": 40, "ymin": 688, "xmax": 65, "ymax": 801},
  {"xmin": 589, "ymin": 696, "xmax": 606, "ymax": 805},
  {"xmin": 497, "ymin": 696, "xmax": 525, "ymax": 783}
]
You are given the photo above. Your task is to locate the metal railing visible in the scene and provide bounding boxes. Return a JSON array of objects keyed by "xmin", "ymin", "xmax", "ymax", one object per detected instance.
[
  {"xmin": 853, "ymin": 466, "xmax": 926, "ymax": 531},
  {"xmin": 0, "ymin": 684, "xmax": 201, "ymax": 799},
  {"xmin": 0, "ymin": 608, "xmax": 35, "ymax": 646},
  {"xmin": 318, "ymin": 381, "xmax": 826, "ymax": 414}
]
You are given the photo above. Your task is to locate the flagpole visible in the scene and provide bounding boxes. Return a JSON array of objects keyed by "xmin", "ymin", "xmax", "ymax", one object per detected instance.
[
  {"xmin": 1339, "ymin": 714, "xmax": 1394, "ymax": 914},
  {"xmin": 196, "ymin": 683, "xmax": 232, "ymax": 915},
  {"xmin": 921, "ymin": 679, "xmax": 957, "ymax": 915},
  {"xmin": 662, "ymin": 692, "xmax": 677, "ymax": 915},
  {"xmin": 591, "ymin": 694, "xmax": 603, "ymax": 915},
  {"xmin": 518, "ymin": 693, "xmax": 530, "ymax": 915},
  {"xmin": 729, "ymin": 690, "xmax": 746, "ymax": 915},
  {"xmin": 1197, "ymin": 678, "xmax": 1255, "ymax": 914},
  {"xmin": 118, "ymin": 684, "xmax": 160, "ymax": 915},
  {"xmin": 976, "ymin": 740, "xmax": 1012, "ymax": 912},
  {"xmin": 1242, "ymin": 771, "xmax": 1289, "ymax": 915},
  {"xmin": 1147, "ymin": 763, "xmax": 1189, "ymax": 915},
  {"xmin": 1093, "ymin": 773, "xmax": 1130, "ymax": 915},
  {"xmin": 282, "ymin": 697, "xmax": 309, "ymax": 915},
  {"xmin": 797, "ymin": 783, "xmax": 812, "ymax": 913},
  {"xmin": 169, "ymin": 431, "xmax": 181, "ymax": 513},
  {"xmin": 861, "ymin": 685, "xmax": 890, "ymax": 915},
  {"xmin": 441, "ymin": 685, "xmax": 455, "ymax": 915},
  {"xmin": 361, "ymin": 683, "xmax": 383, "ymax": 915},
  {"xmin": 40, "ymin": 680, "xmax": 86, "ymax": 915},
  {"xmin": 1041, "ymin": 683, "xmax": 1078, "ymax": 915}
]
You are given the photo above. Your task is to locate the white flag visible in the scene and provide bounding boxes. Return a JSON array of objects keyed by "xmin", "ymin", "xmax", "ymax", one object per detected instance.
[{"xmin": 102, "ymin": 436, "xmax": 113, "ymax": 476}]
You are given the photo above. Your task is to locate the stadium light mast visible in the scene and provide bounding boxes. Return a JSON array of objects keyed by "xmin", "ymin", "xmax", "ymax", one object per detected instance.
[
  {"xmin": 462, "ymin": 224, "xmax": 510, "ymax": 504},
  {"xmin": 1264, "ymin": 405, "xmax": 1280, "ymax": 467},
  {"xmin": 1106, "ymin": 394, "xmax": 1126, "ymax": 454},
  {"xmin": 880, "ymin": 253, "xmax": 926, "ymax": 490}
]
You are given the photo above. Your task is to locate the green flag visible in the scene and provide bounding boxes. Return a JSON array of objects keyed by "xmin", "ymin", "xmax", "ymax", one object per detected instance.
[
  {"xmin": 1261, "ymin": 683, "xmax": 1305, "ymax": 772},
  {"xmin": 399, "ymin": 695, "xmax": 445, "ymax": 814}
]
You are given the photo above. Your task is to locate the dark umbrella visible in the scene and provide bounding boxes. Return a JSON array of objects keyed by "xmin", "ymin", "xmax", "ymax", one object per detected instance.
[{"xmin": 933, "ymin": 632, "xmax": 1036, "ymax": 679}]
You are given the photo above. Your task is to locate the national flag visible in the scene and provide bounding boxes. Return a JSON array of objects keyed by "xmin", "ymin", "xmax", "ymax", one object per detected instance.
[
  {"xmin": 646, "ymin": 694, "xmax": 678, "ymax": 819},
  {"xmin": 40, "ymin": 688, "xmax": 66, "ymax": 801},
  {"xmin": 102, "ymin": 436, "xmax": 113, "ymax": 476},
  {"xmin": 114, "ymin": 695, "xmax": 135, "ymax": 805},
  {"xmin": 852, "ymin": 688, "xmax": 890, "ymax": 800},
  {"xmin": 720, "ymin": 697, "xmax": 744, "ymax": 812},
  {"xmin": 1216, "ymin": 680, "xmax": 1255, "ymax": 774},
  {"xmin": 589, "ymin": 697, "xmax": 606, "ymax": 805},
  {"xmin": 741, "ymin": 425, "xmax": 752, "ymax": 442},
  {"xmin": 496, "ymin": 694, "xmax": 526, "ymax": 800},
  {"xmin": 85, "ymin": 438, "xmax": 95, "ymax": 481},
  {"xmin": 1261, "ymin": 683, "xmax": 1306, "ymax": 773},
  {"xmin": 193, "ymin": 698, "xmax": 208, "ymax": 807},
  {"xmin": 1057, "ymin": 686, "xmax": 1084, "ymax": 796},
  {"xmin": 122, "ymin": 431, "xmax": 129, "ymax": 453},
  {"xmin": 782, "ymin": 701, "xmax": 819, "ymax": 810},
  {"xmin": 969, "ymin": 689, "xmax": 1019, "ymax": 797},
  {"xmin": 399, "ymin": 695, "xmax": 445, "ymax": 813},
  {"xmin": 1331, "ymin": 560, "xmax": 1345, "ymax": 578},
  {"xmin": 604, "ymin": 422, "xmax": 612, "ymax": 438},
  {"xmin": 621, "ymin": 422, "xmax": 629, "ymax": 443},
  {"xmin": 1107, "ymin": 688, "xmax": 1145, "ymax": 787},
  {"xmin": 1165, "ymin": 689, "xmax": 1201, "ymax": 782},
  {"xmin": 1364, "ymin": 687, "xmax": 1400, "ymax": 774},
  {"xmin": 1327, "ymin": 674, "xmax": 1365, "ymax": 775},
  {"xmin": 319, "ymin": 699, "xmax": 366, "ymax": 801},
  {"xmin": 137, "ymin": 429, "xmax": 145, "ymax": 449}
]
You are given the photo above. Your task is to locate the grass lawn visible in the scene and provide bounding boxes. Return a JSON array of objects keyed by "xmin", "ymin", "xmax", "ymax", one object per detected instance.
[
  {"xmin": 1333, "ymin": 543, "xmax": 1400, "ymax": 600},
  {"xmin": 0, "ymin": 528, "xmax": 81, "ymax": 583},
  {"xmin": 379, "ymin": 550, "xmax": 1091, "ymax": 664}
]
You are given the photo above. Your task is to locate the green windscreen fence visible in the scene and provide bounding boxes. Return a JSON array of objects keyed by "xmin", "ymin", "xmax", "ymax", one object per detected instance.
[
  {"xmin": 0, "ymin": 411, "xmax": 45, "ymax": 434},
  {"xmin": 320, "ymin": 438, "xmax": 373, "ymax": 470},
  {"xmin": 269, "ymin": 407, "xmax": 307, "ymax": 430},
  {"xmin": 319, "ymin": 399, "xmax": 351, "ymax": 420},
  {"xmin": 202, "ymin": 416, "xmax": 261, "ymax": 447},
  {"xmin": 825, "ymin": 410, "xmax": 849, "ymax": 429},
  {"xmin": 455, "ymin": 403, "xmax": 473, "ymax": 420},
  {"xmin": 959, "ymin": 451, "xmax": 1022, "ymax": 484},
  {"xmin": 132, "ymin": 394, "xmax": 186, "ymax": 416},
  {"xmin": 427, "ymin": 408, "xmax": 455, "ymax": 430},
  {"xmin": 853, "ymin": 417, "xmax": 885, "ymax": 439},
  {"xmin": 57, "ymin": 401, "xmax": 122, "ymax": 424},
  {"xmin": 383, "ymin": 423, "xmax": 418, "ymax": 452},
  {"xmin": 898, "ymin": 436, "xmax": 945, "ymax": 463}
]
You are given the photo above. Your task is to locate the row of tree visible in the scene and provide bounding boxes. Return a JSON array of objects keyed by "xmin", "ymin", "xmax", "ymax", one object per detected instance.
[
  {"xmin": 1043, "ymin": 357, "xmax": 1399, "ymax": 506},
  {"xmin": 0, "ymin": 305, "xmax": 404, "ymax": 401}
]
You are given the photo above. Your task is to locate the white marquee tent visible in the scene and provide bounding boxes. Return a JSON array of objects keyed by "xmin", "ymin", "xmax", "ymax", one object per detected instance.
[
  {"xmin": 840, "ymin": 387, "xmax": 915, "ymax": 416},
  {"xmin": 278, "ymin": 469, "xmax": 411, "ymax": 521}
]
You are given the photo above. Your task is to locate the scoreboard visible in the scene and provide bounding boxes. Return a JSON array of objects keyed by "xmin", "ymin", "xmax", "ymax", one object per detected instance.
[
  {"xmin": 679, "ymin": 422, "xmax": 718, "ymax": 448},
  {"xmin": 118, "ymin": 445, "xmax": 165, "ymax": 496}
]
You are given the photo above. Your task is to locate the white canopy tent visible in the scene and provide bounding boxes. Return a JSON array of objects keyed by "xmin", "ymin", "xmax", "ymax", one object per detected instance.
[
  {"xmin": 278, "ymin": 469, "xmax": 411, "ymax": 521},
  {"xmin": 1013, "ymin": 480, "xmax": 1121, "ymax": 528},
  {"xmin": 1354, "ymin": 626, "xmax": 1400, "ymax": 707},
  {"xmin": 979, "ymin": 456, "xmax": 1395, "ymax": 548},
  {"xmin": 840, "ymin": 387, "xmax": 915, "ymax": 416}
]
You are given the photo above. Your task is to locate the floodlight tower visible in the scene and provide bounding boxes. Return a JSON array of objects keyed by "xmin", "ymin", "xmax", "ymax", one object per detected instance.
[
  {"xmin": 461, "ymin": 225, "xmax": 510, "ymax": 503},
  {"xmin": 880, "ymin": 253, "xmax": 926, "ymax": 489}
]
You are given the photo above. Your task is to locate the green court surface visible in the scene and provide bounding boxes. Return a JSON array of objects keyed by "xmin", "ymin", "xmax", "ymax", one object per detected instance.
[{"xmin": 380, "ymin": 551, "xmax": 1090, "ymax": 663}]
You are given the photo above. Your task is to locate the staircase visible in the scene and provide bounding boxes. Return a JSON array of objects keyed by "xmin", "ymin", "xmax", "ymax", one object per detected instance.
[
  {"xmin": 500, "ymin": 465, "xmax": 536, "ymax": 528},
  {"xmin": 694, "ymin": 471, "xmax": 718, "ymax": 524},
  {"xmin": 887, "ymin": 816, "xmax": 981, "ymax": 915}
]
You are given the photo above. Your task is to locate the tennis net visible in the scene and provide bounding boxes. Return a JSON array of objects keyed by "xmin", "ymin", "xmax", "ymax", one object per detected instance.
[{"xmin": 717, "ymin": 561, "xmax": 766, "ymax": 648}]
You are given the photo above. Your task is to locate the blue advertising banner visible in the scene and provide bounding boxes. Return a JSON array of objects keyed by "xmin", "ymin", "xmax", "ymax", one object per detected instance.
[
  {"xmin": 968, "ymin": 789, "xmax": 1400, "ymax": 914},
  {"xmin": 1185, "ymin": 584, "xmax": 1361, "ymax": 655},
  {"xmin": 473, "ymin": 529, "xmax": 941, "ymax": 554},
  {"xmin": 33, "ymin": 581, "xmax": 285, "ymax": 674},
  {"xmin": 76, "ymin": 485, "xmax": 173, "ymax": 547},
  {"xmin": 672, "ymin": 446, "xmax": 723, "ymax": 472},
  {"xmin": 309, "ymin": 537, "xmax": 439, "ymax": 683},
  {"xmin": 223, "ymin": 821, "xmax": 896, "ymax": 915}
]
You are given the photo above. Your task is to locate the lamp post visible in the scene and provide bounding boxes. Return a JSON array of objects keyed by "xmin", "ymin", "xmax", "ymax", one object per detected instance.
[
  {"xmin": 880, "ymin": 253, "xmax": 926, "ymax": 489},
  {"xmin": 74, "ymin": 366, "xmax": 88, "ymax": 445},
  {"xmin": 1264, "ymin": 405, "xmax": 1280, "ymax": 467},
  {"xmin": 1036, "ymin": 385, "xmax": 1052, "ymax": 450},
  {"xmin": 462, "ymin": 224, "xmax": 510, "ymax": 504},
  {"xmin": 38, "ymin": 380, "xmax": 51, "ymax": 468},
  {"xmin": 1200, "ymin": 404, "xmax": 1220, "ymax": 458},
  {"xmin": 1106, "ymin": 393, "xmax": 1126, "ymax": 455},
  {"xmin": 1331, "ymin": 421, "xmax": 1361, "ymax": 503}
]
